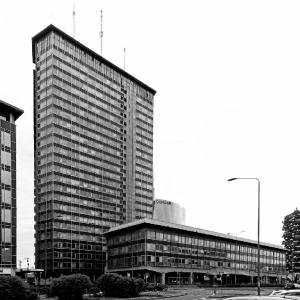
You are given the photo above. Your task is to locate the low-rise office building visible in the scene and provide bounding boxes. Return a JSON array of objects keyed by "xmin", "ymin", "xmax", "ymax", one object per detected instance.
[{"xmin": 105, "ymin": 219, "xmax": 286, "ymax": 285}]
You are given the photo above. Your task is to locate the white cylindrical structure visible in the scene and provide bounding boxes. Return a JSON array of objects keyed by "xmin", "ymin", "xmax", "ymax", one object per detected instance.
[{"xmin": 153, "ymin": 199, "xmax": 185, "ymax": 225}]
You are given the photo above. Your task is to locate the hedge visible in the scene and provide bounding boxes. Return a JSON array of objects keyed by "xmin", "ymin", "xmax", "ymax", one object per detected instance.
[
  {"xmin": 48, "ymin": 273, "xmax": 92, "ymax": 300},
  {"xmin": 97, "ymin": 273, "xmax": 145, "ymax": 297},
  {"xmin": 0, "ymin": 276, "xmax": 38, "ymax": 300}
]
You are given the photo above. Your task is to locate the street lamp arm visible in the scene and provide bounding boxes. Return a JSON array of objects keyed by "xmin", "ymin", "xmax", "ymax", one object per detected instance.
[{"xmin": 228, "ymin": 177, "xmax": 260, "ymax": 184}]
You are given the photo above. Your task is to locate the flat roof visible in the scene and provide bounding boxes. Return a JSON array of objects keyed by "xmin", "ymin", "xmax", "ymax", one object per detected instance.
[
  {"xmin": 32, "ymin": 24, "xmax": 156, "ymax": 95},
  {"xmin": 105, "ymin": 218, "xmax": 284, "ymax": 251},
  {"xmin": 0, "ymin": 99, "xmax": 24, "ymax": 120}
]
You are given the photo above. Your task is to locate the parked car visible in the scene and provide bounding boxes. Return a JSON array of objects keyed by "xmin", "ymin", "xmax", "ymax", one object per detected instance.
[
  {"xmin": 269, "ymin": 290, "xmax": 285, "ymax": 296},
  {"xmin": 225, "ymin": 297, "xmax": 296, "ymax": 300},
  {"xmin": 270, "ymin": 290, "xmax": 300, "ymax": 297},
  {"xmin": 285, "ymin": 283, "xmax": 300, "ymax": 289}
]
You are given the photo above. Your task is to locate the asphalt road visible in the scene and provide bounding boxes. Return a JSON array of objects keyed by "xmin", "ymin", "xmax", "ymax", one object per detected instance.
[{"xmin": 163, "ymin": 287, "xmax": 279, "ymax": 300}]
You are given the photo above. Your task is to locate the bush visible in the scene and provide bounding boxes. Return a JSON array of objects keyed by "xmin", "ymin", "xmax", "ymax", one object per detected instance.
[
  {"xmin": 145, "ymin": 283, "xmax": 167, "ymax": 291},
  {"xmin": 48, "ymin": 273, "xmax": 92, "ymax": 300},
  {"xmin": 98, "ymin": 273, "xmax": 145, "ymax": 297},
  {"xmin": 135, "ymin": 278, "xmax": 145, "ymax": 293},
  {"xmin": 115, "ymin": 276, "xmax": 137, "ymax": 297},
  {"xmin": 0, "ymin": 276, "xmax": 36, "ymax": 300},
  {"xmin": 26, "ymin": 287, "xmax": 39, "ymax": 300}
]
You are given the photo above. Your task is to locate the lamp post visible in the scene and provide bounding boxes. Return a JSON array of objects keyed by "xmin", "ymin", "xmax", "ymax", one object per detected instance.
[
  {"xmin": 227, "ymin": 230, "xmax": 246, "ymax": 285},
  {"xmin": 227, "ymin": 177, "xmax": 260, "ymax": 295}
]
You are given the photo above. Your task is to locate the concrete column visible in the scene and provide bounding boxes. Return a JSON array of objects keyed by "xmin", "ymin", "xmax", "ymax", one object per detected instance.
[
  {"xmin": 161, "ymin": 273, "xmax": 166, "ymax": 285},
  {"xmin": 9, "ymin": 113, "xmax": 14, "ymax": 124},
  {"xmin": 265, "ymin": 276, "xmax": 269, "ymax": 284},
  {"xmin": 189, "ymin": 272, "xmax": 193, "ymax": 284}
]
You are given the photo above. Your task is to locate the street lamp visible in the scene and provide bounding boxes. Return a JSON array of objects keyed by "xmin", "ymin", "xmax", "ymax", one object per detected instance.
[
  {"xmin": 227, "ymin": 230, "xmax": 246, "ymax": 285},
  {"xmin": 227, "ymin": 177, "xmax": 261, "ymax": 295}
]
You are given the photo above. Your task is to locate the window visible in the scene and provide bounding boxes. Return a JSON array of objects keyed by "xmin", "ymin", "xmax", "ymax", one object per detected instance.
[
  {"xmin": 1, "ymin": 228, "xmax": 12, "ymax": 243},
  {"xmin": 1, "ymin": 189, "xmax": 11, "ymax": 204},
  {"xmin": 1, "ymin": 209, "xmax": 11, "ymax": 223},
  {"xmin": 1, "ymin": 247, "xmax": 11, "ymax": 262}
]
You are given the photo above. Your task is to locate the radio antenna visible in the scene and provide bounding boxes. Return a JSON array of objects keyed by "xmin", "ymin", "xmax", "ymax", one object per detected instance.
[
  {"xmin": 72, "ymin": 4, "xmax": 76, "ymax": 38},
  {"xmin": 100, "ymin": 10, "xmax": 103, "ymax": 55},
  {"xmin": 123, "ymin": 48, "xmax": 126, "ymax": 70}
]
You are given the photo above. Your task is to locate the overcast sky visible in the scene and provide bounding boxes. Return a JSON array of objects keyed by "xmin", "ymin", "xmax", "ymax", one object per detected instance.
[{"xmin": 1, "ymin": 0, "xmax": 300, "ymax": 268}]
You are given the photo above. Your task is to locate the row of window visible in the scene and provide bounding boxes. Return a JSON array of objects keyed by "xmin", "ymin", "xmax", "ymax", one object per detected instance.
[
  {"xmin": 39, "ymin": 173, "xmax": 122, "ymax": 194},
  {"xmin": 38, "ymin": 183, "xmax": 123, "ymax": 204},
  {"xmin": 38, "ymin": 192, "xmax": 120, "ymax": 211},
  {"xmin": 39, "ymin": 163, "xmax": 121, "ymax": 183},
  {"xmin": 108, "ymin": 230, "xmax": 285, "ymax": 262},
  {"xmin": 37, "ymin": 212, "xmax": 120, "ymax": 228},
  {"xmin": 108, "ymin": 255, "xmax": 285, "ymax": 272}
]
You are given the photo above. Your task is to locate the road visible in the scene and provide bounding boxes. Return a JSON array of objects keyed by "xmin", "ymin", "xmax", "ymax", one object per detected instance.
[{"xmin": 163, "ymin": 287, "xmax": 278, "ymax": 300}]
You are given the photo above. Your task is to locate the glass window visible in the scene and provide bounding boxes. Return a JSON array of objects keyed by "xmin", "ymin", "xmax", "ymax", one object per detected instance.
[
  {"xmin": 1, "ymin": 228, "xmax": 11, "ymax": 243},
  {"xmin": 1, "ymin": 209, "xmax": 11, "ymax": 223},
  {"xmin": 1, "ymin": 151, "xmax": 11, "ymax": 166},
  {"xmin": 156, "ymin": 232, "xmax": 163, "ymax": 241},
  {"xmin": 147, "ymin": 230, "xmax": 155, "ymax": 240},
  {"xmin": 198, "ymin": 239, "xmax": 204, "ymax": 246},
  {"xmin": 1, "ymin": 247, "xmax": 12, "ymax": 262},
  {"xmin": 1, "ymin": 170, "xmax": 11, "ymax": 185},
  {"xmin": 164, "ymin": 233, "xmax": 171, "ymax": 241},
  {"xmin": 1, "ymin": 189, "xmax": 11, "ymax": 204},
  {"xmin": 1, "ymin": 131, "xmax": 11, "ymax": 147}
]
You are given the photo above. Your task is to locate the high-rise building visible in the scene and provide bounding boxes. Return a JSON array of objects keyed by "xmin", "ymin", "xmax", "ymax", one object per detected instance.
[
  {"xmin": 32, "ymin": 25, "xmax": 155, "ymax": 277},
  {"xmin": 282, "ymin": 208, "xmax": 300, "ymax": 274},
  {"xmin": 0, "ymin": 99, "xmax": 23, "ymax": 275}
]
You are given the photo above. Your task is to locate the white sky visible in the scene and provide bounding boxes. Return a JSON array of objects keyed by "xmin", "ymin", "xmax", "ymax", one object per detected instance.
[{"xmin": 1, "ymin": 0, "xmax": 300, "ymax": 268}]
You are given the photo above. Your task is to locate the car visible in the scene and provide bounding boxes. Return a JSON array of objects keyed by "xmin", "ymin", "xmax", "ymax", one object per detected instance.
[
  {"xmin": 270, "ymin": 290, "xmax": 300, "ymax": 297},
  {"xmin": 270, "ymin": 290, "xmax": 285, "ymax": 296},
  {"xmin": 225, "ymin": 296, "xmax": 296, "ymax": 300}
]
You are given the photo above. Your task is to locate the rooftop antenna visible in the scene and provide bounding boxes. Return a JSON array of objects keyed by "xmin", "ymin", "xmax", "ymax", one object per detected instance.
[
  {"xmin": 72, "ymin": 4, "xmax": 76, "ymax": 38},
  {"xmin": 123, "ymin": 48, "xmax": 126, "ymax": 70},
  {"xmin": 100, "ymin": 10, "xmax": 103, "ymax": 55}
]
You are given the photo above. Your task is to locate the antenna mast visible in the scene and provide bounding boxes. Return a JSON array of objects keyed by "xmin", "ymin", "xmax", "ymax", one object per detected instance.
[
  {"xmin": 100, "ymin": 10, "xmax": 103, "ymax": 55},
  {"xmin": 73, "ymin": 4, "xmax": 76, "ymax": 38},
  {"xmin": 123, "ymin": 48, "xmax": 126, "ymax": 70}
]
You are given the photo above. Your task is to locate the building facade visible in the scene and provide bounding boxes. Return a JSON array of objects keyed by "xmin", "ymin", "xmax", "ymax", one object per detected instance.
[
  {"xmin": 153, "ymin": 199, "xmax": 186, "ymax": 225},
  {"xmin": 0, "ymin": 100, "xmax": 23, "ymax": 275},
  {"xmin": 105, "ymin": 219, "xmax": 286, "ymax": 285},
  {"xmin": 32, "ymin": 25, "xmax": 155, "ymax": 277},
  {"xmin": 282, "ymin": 208, "xmax": 300, "ymax": 274}
]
